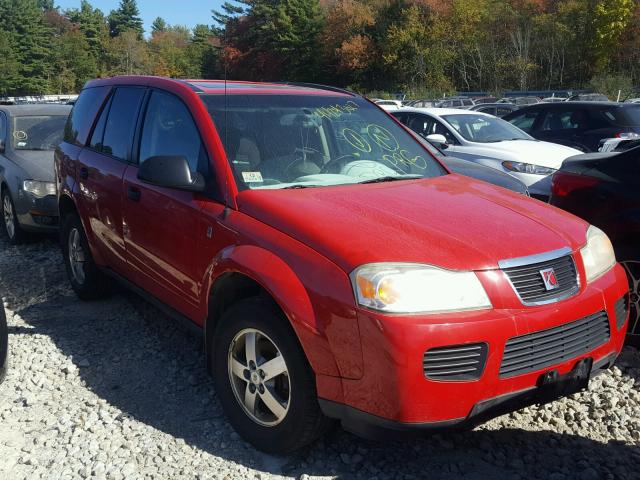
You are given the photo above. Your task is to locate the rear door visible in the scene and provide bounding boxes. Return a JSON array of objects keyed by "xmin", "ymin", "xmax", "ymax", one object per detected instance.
[
  {"xmin": 535, "ymin": 107, "xmax": 591, "ymax": 150},
  {"xmin": 122, "ymin": 89, "xmax": 219, "ymax": 318},
  {"xmin": 77, "ymin": 86, "xmax": 146, "ymax": 272}
]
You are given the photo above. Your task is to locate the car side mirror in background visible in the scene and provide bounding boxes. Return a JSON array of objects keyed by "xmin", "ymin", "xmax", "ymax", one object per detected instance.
[
  {"xmin": 426, "ymin": 134, "xmax": 448, "ymax": 149},
  {"xmin": 138, "ymin": 155, "xmax": 205, "ymax": 192}
]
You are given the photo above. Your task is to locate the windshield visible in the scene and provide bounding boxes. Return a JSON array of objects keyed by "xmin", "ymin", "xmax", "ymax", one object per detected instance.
[
  {"xmin": 201, "ymin": 94, "xmax": 445, "ymax": 189},
  {"xmin": 11, "ymin": 115, "xmax": 67, "ymax": 151},
  {"xmin": 441, "ymin": 114, "xmax": 532, "ymax": 143}
]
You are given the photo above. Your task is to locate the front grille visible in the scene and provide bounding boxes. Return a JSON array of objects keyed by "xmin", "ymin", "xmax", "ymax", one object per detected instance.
[
  {"xmin": 614, "ymin": 296, "xmax": 629, "ymax": 331},
  {"xmin": 502, "ymin": 254, "xmax": 579, "ymax": 305},
  {"xmin": 423, "ymin": 343, "xmax": 488, "ymax": 381},
  {"xmin": 500, "ymin": 311, "xmax": 610, "ymax": 378}
]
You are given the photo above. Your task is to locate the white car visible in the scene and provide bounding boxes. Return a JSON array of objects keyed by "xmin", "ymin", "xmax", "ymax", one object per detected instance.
[
  {"xmin": 394, "ymin": 108, "xmax": 582, "ymax": 198},
  {"xmin": 374, "ymin": 99, "xmax": 403, "ymax": 111}
]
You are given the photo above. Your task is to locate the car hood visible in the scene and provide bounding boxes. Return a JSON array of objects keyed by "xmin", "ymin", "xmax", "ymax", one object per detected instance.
[
  {"xmin": 7, "ymin": 150, "xmax": 55, "ymax": 181},
  {"xmin": 236, "ymin": 174, "xmax": 588, "ymax": 273},
  {"xmin": 462, "ymin": 140, "xmax": 582, "ymax": 168}
]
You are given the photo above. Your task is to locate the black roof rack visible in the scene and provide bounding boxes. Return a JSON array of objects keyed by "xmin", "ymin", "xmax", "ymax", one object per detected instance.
[{"xmin": 275, "ymin": 82, "xmax": 358, "ymax": 97}]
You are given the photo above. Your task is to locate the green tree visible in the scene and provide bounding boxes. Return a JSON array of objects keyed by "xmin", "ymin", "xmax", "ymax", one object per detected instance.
[
  {"xmin": 108, "ymin": 0, "xmax": 143, "ymax": 38},
  {"xmin": 104, "ymin": 29, "xmax": 148, "ymax": 75},
  {"xmin": 0, "ymin": 30, "xmax": 19, "ymax": 95},
  {"xmin": 151, "ymin": 16, "xmax": 167, "ymax": 33},
  {"xmin": 382, "ymin": 4, "xmax": 453, "ymax": 92},
  {"xmin": 189, "ymin": 24, "xmax": 221, "ymax": 78},
  {"xmin": 0, "ymin": 0, "xmax": 52, "ymax": 94},
  {"xmin": 66, "ymin": 0, "xmax": 109, "ymax": 67}
]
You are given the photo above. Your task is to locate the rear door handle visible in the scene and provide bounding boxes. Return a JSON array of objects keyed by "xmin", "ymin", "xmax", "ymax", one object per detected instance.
[
  {"xmin": 127, "ymin": 186, "xmax": 141, "ymax": 202},
  {"xmin": 79, "ymin": 167, "xmax": 89, "ymax": 180}
]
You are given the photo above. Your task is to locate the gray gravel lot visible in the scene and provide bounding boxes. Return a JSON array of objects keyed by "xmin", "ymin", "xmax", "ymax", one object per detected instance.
[{"xmin": 0, "ymin": 235, "xmax": 639, "ymax": 480}]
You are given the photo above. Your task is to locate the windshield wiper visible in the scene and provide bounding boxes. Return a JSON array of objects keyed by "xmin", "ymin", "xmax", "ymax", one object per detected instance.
[
  {"xmin": 359, "ymin": 175, "xmax": 422, "ymax": 184},
  {"xmin": 282, "ymin": 184, "xmax": 317, "ymax": 189}
]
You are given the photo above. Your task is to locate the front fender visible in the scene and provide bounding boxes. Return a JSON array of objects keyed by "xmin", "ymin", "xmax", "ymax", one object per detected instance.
[{"xmin": 205, "ymin": 244, "xmax": 363, "ymax": 381}]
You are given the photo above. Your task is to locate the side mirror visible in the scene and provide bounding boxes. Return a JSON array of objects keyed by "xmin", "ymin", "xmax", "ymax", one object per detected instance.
[
  {"xmin": 138, "ymin": 155, "xmax": 205, "ymax": 192},
  {"xmin": 426, "ymin": 134, "xmax": 448, "ymax": 149}
]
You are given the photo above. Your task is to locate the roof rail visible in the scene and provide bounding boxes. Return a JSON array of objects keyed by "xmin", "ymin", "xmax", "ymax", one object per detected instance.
[{"xmin": 275, "ymin": 82, "xmax": 358, "ymax": 97}]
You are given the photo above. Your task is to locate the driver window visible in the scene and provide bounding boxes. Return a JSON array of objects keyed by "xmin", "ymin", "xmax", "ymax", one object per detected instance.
[
  {"xmin": 139, "ymin": 91, "xmax": 208, "ymax": 174},
  {"xmin": 432, "ymin": 119, "xmax": 457, "ymax": 144},
  {"xmin": 406, "ymin": 114, "xmax": 434, "ymax": 138}
]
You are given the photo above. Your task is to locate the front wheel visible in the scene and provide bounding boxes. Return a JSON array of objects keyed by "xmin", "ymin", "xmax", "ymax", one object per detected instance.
[
  {"xmin": 212, "ymin": 297, "xmax": 330, "ymax": 453},
  {"xmin": 61, "ymin": 213, "xmax": 112, "ymax": 300},
  {"xmin": 2, "ymin": 190, "xmax": 25, "ymax": 244}
]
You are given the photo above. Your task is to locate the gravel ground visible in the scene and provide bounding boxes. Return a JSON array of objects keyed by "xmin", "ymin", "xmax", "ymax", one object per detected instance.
[{"xmin": 0, "ymin": 235, "xmax": 639, "ymax": 480}]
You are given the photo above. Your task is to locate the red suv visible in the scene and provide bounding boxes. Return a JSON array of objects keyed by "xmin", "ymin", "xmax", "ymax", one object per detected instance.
[{"xmin": 56, "ymin": 77, "xmax": 629, "ymax": 453}]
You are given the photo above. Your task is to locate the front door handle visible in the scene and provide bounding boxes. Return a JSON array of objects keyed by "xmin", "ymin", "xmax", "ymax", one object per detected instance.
[
  {"xmin": 79, "ymin": 167, "xmax": 89, "ymax": 180},
  {"xmin": 127, "ymin": 186, "xmax": 141, "ymax": 202}
]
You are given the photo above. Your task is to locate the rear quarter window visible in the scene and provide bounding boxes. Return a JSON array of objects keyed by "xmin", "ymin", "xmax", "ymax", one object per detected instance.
[
  {"xmin": 63, "ymin": 86, "xmax": 110, "ymax": 146},
  {"xmin": 603, "ymin": 106, "xmax": 640, "ymax": 127}
]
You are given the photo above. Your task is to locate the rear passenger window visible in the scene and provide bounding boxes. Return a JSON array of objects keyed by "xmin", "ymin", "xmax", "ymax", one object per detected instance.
[
  {"xmin": 101, "ymin": 87, "xmax": 145, "ymax": 161},
  {"xmin": 541, "ymin": 110, "xmax": 588, "ymax": 131},
  {"xmin": 88, "ymin": 95, "xmax": 113, "ymax": 151},
  {"xmin": 508, "ymin": 111, "xmax": 538, "ymax": 133},
  {"xmin": 63, "ymin": 86, "xmax": 110, "ymax": 146},
  {"xmin": 138, "ymin": 90, "xmax": 208, "ymax": 174}
]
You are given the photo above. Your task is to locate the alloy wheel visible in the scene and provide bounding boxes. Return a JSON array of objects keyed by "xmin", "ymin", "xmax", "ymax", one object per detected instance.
[
  {"xmin": 68, "ymin": 228, "xmax": 86, "ymax": 285},
  {"xmin": 621, "ymin": 261, "xmax": 640, "ymax": 336},
  {"xmin": 228, "ymin": 328, "xmax": 291, "ymax": 427},
  {"xmin": 3, "ymin": 195, "xmax": 15, "ymax": 239}
]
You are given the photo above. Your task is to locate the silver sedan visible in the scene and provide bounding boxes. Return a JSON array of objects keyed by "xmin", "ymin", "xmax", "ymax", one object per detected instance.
[{"xmin": 0, "ymin": 104, "xmax": 71, "ymax": 243}]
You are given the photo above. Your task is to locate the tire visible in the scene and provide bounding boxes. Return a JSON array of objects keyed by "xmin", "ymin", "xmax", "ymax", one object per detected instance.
[
  {"xmin": 620, "ymin": 260, "xmax": 640, "ymax": 344},
  {"xmin": 0, "ymin": 304, "xmax": 7, "ymax": 384},
  {"xmin": 2, "ymin": 189, "xmax": 26, "ymax": 245},
  {"xmin": 61, "ymin": 212, "xmax": 112, "ymax": 300},
  {"xmin": 212, "ymin": 296, "xmax": 331, "ymax": 453}
]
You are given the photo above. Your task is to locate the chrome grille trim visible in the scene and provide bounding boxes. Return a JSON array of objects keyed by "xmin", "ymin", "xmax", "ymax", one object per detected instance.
[{"xmin": 499, "ymin": 248, "xmax": 580, "ymax": 306}]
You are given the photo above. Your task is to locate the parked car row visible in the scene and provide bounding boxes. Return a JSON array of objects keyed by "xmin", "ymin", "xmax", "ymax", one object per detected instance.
[
  {"xmin": 0, "ymin": 78, "xmax": 633, "ymax": 455},
  {"xmin": 392, "ymin": 107, "xmax": 581, "ymax": 199},
  {"xmin": 503, "ymin": 101, "xmax": 640, "ymax": 153}
]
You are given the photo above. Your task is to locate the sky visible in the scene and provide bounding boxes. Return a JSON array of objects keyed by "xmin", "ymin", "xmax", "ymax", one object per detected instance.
[{"xmin": 56, "ymin": 0, "xmax": 226, "ymax": 33}]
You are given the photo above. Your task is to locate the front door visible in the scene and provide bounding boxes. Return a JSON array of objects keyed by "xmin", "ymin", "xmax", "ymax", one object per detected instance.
[{"xmin": 122, "ymin": 89, "xmax": 219, "ymax": 319}]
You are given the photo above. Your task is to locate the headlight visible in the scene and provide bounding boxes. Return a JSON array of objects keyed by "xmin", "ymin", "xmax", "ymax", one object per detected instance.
[
  {"xmin": 580, "ymin": 225, "xmax": 616, "ymax": 283},
  {"xmin": 23, "ymin": 180, "xmax": 56, "ymax": 198},
  {"xmin": 350, "ymin": 263, "xmax": 492, "ymax": 314},
  {"xmin": 502, "ymin": 161, "xmax": 556, "ymax": 175}
]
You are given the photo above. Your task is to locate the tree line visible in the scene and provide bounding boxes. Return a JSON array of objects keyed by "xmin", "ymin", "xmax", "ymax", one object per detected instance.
[{"xmin": 0, "ymin": 0, "xmax": 638, "ymax": 98}]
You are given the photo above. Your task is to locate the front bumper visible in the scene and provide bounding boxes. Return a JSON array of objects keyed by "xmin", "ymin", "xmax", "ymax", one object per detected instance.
[
  {"xmin": 15, "ymin": 191, "xmax": 58, "ymax": 232},
  {"xmin": 321, "ymin": 264, "xmax": 628, "ymax": 433}
]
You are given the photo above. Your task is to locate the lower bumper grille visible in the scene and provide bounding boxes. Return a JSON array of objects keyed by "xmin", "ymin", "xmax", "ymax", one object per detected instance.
[
  {"xmin": 614, "ymin": 296, "xmax": 629, "ymax": 331},
  {"xmin": 500, "ymin": 311, "xmax": 610, "ymax": 378},
  {"xmin": 423, "ymin": 343, "xmax": 488, "ymax": 381}
]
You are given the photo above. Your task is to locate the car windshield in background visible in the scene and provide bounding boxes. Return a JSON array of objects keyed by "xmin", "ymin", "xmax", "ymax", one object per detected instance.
[
  {"xmin": 201, "ymin": 94, "xmax": 445, "ymax": 189},
  {"xmin": 603, "ymin": 106, "xmax": 640, "ymax": 127},
  {"xmin": 442, "ymin": 114, "xmax": 532, "ymax": 143},
  {"xmin": 11, "ymin": 115, "xmax": 68, "ymax": 151}
]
